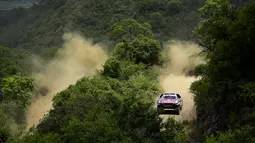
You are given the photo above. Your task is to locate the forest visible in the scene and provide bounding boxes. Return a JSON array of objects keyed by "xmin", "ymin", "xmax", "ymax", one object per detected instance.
[{"xmin": 0, "ymin": 0, "xmax": 255, "ymax": 142}]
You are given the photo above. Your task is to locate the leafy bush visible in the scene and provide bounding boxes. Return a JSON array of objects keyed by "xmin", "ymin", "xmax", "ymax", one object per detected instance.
[{"xmin": 113, "ymin": 36, "xmax": 162, "ymax": 66}]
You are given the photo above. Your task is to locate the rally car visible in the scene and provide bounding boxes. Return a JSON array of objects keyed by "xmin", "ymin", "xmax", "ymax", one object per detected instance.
[{"xmin": 157, "ymin": 92, "xmax": 183, "ymax": 115}]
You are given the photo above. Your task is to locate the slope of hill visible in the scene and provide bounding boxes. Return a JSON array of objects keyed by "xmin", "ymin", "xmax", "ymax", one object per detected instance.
[
  {"xmin": 1, "ymin": 0, "xmax": 255, "ymax": 143},
  {"xmin": 0, "ymin": 0, "xmax": 204, "ymax": 53},
  {"xmin": 1, "ymin": 20, "xmax": 198, "ymax": 143}
]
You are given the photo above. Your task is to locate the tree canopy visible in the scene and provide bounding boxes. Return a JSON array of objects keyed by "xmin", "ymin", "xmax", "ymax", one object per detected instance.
[
  {"xmin": 0, "ymin": 0, "xmax": 204, "ymax": 53},
  {"xmin": 190, "ymin": 0, "xmax": 255, "ymax": 142}
]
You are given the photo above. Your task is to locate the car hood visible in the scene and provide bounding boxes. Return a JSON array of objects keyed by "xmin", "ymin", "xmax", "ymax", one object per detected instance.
[{"xmin": 160, "ymin": 99, "xmax": 176, "ymax": 103}]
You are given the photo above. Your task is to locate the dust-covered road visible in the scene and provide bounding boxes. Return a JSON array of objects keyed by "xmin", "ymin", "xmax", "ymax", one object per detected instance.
[
  {"xmin": 25, "ymin": 33, "xmax": 108, "ymax": 130},
  {"xmin": 158, "ymin": 74, "xmax": 198, "ymax": 123},
  {"xmin": 154, "ymin": 41, "xmax": 204, "ymax": 122}
]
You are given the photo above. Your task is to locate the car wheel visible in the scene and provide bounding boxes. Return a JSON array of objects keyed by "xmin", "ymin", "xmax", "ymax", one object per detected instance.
[{"xmin": 176, "ymin": 107, "xmax": 180, "ymax": 115}]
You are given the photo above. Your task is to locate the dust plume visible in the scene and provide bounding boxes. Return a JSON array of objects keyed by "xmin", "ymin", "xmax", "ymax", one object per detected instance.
[
  {"xmin": 26, "ymin": 32, "xmax": 108, "ymax": 130},
  {"xmin": 155, "ymin": 41, "xmax": 205, "ymax": 122}
]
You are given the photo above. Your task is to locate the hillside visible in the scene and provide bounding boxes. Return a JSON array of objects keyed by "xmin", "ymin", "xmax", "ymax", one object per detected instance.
[
  {"xmin": 1, "ymin": 0, "xmax": 255, "ymax": 143},
  {"xmin": 1, "ymin": 21, "xmax": 197, "ymax": 143},
  {"xmin": 0, "ymin": 0, "xmax": 204, "ymax": 53}
]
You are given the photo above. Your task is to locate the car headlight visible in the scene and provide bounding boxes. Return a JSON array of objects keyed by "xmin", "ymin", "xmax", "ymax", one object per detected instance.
[{"xmin": 175, "ymin": 100, "xmax": 180, "ymax": 105}]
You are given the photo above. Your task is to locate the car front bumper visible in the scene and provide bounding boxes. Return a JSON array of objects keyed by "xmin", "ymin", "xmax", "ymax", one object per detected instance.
[{"xmin": 157, "ymin": 103, "xmax": 180, "ymax": 110}]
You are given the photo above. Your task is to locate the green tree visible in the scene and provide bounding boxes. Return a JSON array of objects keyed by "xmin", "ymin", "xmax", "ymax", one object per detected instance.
[
  {"xmin": 154, "ymin": 118, "xmax": 188, "ymax": 143},
  {"xmin": 0, "ymin": 75, "xmax": 34, "ymax": 123},
  {"xmin": 190, "ymin": 0, "xmax": 255, "ymax": 141},
  {"xmin": 1, "ymin": 75, "xmax": 34, "ymax": 108},
  {"xmin": 109, "ymin": 18, "xmax": 154, "ymax": 43},
  {"xmin": 193, "ymin": 0, "xmax": 236, "ymax": 53},
  {"xmin": 102, "ymin": 57, "xmax": 150, "ymax": 80},
  {"xmin": 61, "ymin": 116, "xmax": 130, "ymax": 143},
  {"xmin": 18, "ymin": 127, "xmax": 60, "ymax": 143},
  {"xmin": 113, "ymin": 36, "xmax": 162, "ymax": 66},
  {"xmin": 0, "ymin": 45, "xmax": 30, "ymax": 80}
]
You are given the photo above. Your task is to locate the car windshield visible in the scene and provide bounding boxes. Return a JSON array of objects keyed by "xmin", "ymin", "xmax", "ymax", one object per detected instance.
[
  {"xmin": 163, "ymin": 96, "xmax": 176, "ymax": 99},
  {"xmin": 164, "ymin": 92, "xmax": 176, "ymax": 95}
]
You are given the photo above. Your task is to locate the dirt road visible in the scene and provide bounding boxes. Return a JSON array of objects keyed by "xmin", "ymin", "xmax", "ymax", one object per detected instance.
[
  {"xmin": 25, "ymin": 33, "xmax": 108, "ymax": 130},
  {"xmin": 157, "ymin": 74, "xmax": 198, "ymax": 123},
  {"xmin": 155, "ymin": 41, "xmax": 204, "ymax": 123}
]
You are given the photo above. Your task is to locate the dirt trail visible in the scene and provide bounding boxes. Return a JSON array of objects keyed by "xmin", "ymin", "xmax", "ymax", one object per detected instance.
[
  {"xmin": 155, "ymin": 41, "xmax": 204, "ymax": 122},
  {"xmin": 159, "ymin": 74, "xmax": 198, "ymax": 122},
  {"xmin": 25, "ymin": 33, "xmax": 108, "ymax": 130}
]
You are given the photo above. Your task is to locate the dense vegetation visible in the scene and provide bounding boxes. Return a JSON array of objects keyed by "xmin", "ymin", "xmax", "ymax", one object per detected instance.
[
  {"xmin": 0, "ymin": 46, "xmax": 27, "ymax": 79},
  {"xmin": 0, "ymin": 0, "xmax": 204, "ymax": 53},
  {"xmin": 190, "ymin": 0, "xmax": 255, "ymax": 142},
  {"xmin": 1, "ymin": 17, "xmax": 189, "ymax": 143},
  {"xmin": 1, "ymin": 0, "xmax": 255, "ymax": 142}
]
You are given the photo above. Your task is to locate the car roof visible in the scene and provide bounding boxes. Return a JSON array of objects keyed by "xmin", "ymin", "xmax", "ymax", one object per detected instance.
[
  {"xmin": 163, "ymin": 92, "xmax": 177, "ymax": 95},
  {"xmin": 159, "ymin": 92, "xmax": 177, "ymax": 98}
]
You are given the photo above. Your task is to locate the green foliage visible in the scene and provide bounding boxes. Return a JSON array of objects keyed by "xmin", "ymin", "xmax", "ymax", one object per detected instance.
[
  {"xmin": 193, "ymin": 0, "xmax": 234, "ymax": 53},
  {"xmin": 192, "ymin": 63, "xmax": 209, "ymax": 77},
  {"xmin": 0, "ymin": 0, "xmax": 204, "ymax": 52},
  {"xmin": 39, "ymin": 47, "xmax": 59, "ymax": 61},
  {"xmin": 24, "ymin": 69, "xmax": 186, "ymax": 142},
  {"xmin": 26, "ymin": 75, "xmax": 154, "ymax": 142},
  {"xmin": 17, "ymin": 26, "xmax": 188, "ymax": 142},
  {"xmin": 113, "ymin": 36, "xmax": 162, "ymax": 66},
  {"xmin": 0, "ymin": 109, "xmax": 12, "ymax": 142},
  {"xmin": 154, "ymin": 118, "xmax": 189, "ymax": 143},
  {"xmin": 61, "ymin": 116, "xmax": 130, "ymax": 143},
  {"xmin": 0, "ymin": 45, "xmax": 31, "ymax": 80},
  {"xmin": 0, "ymin": 108, "xmax": 26, "ymax": 143},
  {"xmin": 191, "ymin": 0, "xmax": 255, "ymax": 142},
  {"xmin": 205, "ymin": 125, "xmax": 255, "ymax": 143},
  {"xmin": 109, "ymin": 18, "xmax": 153, "ymax": 43},
  {"xmin": 0, "ymin": 45, "xmax": 34, "ymax": 135},
  {"xmin": 0, "ymin": 0, "xmax": 205, "ymax": 141},
  {"xmin": 1, "ymin": 75, "xmax": 34, "ymax": 108},
  {"xmin": 19, "ymin": 127, "xmax": 60, "ymax": 143},
  {"xmin": 102, "ymin": 57, "xmax": 152, "ymax": 80},
  {"xmin": 0, "ymin": 75, "xmax": 34, "ymax": 124}
]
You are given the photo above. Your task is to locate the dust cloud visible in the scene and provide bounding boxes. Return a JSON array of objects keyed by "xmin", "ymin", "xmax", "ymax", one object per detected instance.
[
  {"xmin": 26, "ymin": 33, "xmax": 108, "ymax": 130},
  {"xmin": 155, "ymin": 41, "xmax": 205, "ymax": 122}
]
